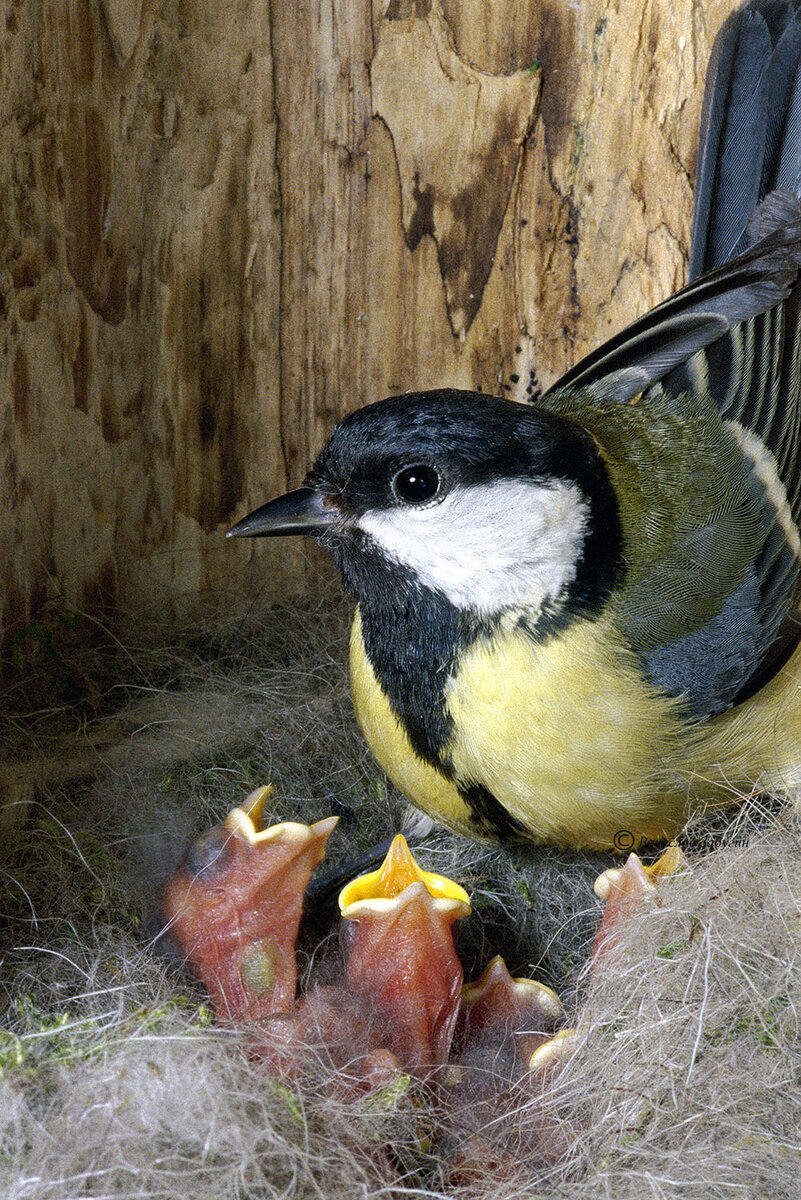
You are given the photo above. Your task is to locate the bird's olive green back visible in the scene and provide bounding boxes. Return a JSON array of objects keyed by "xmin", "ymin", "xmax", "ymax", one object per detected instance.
[{"xmin": 542, "ymin": 385, "xmax": 798, "ymax": 715}]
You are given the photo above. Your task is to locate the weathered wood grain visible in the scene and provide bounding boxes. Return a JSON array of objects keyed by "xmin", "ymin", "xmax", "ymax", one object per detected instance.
[{"xmin": 0, "ymin": 0, "xmax": 741, "ymax": 642}]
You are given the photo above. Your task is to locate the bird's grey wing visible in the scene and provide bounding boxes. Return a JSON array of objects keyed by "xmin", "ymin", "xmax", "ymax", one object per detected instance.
[
  {"xmin": 543, "ymin": 0, "xmax": 801, "ymax": 490},
  {"xmin": 540, "ymin": 205, "xmax": 801, "ymax": 717},
  {"xmin": 690, "ymin": 0, "xmax": 801, "ymax": 279},
  {"xmin": 610, "ymin": 385, "xmax": 801, "ymax": 718},
  {"xmin": 636, "ymin": 0, "xmax": 801, "ymax": 715},
  {"xmin": 666, "ymin": 0, "xmax": 801, "ymax": 528},
  {"xmin": 540, "ymin": 1, "xmax": 801, "ymax": 718},
  {"xmin": 541, "ymin": 216, "xmax": 801, "ymax": 414},
  {"xmin": 542, "ymin": 372, "xmax": 800, "ymax": 718}
]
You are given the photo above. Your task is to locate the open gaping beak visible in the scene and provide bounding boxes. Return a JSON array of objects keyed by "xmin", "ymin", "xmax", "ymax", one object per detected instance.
[{"xmin": 226, "ymin": 486, "xmax": 338, "ymax": 539}]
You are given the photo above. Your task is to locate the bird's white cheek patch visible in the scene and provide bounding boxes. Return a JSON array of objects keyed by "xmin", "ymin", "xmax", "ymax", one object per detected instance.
[{"xmin": 356, "ymin": 479, "xmax": 589, "ymax": 616}]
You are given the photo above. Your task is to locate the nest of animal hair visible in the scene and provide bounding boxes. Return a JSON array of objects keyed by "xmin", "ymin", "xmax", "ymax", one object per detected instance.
[{"xmin": 2, "ymin": 593, "xmax": 800, "ymax": 1198}]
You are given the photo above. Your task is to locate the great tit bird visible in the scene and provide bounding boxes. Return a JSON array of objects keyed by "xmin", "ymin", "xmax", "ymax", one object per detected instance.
[{"xmin": 229, "ymin": 0, "xmax": 801, "ymax": 851}]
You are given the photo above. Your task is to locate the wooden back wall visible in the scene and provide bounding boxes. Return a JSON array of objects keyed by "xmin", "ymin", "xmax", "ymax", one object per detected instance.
[{"xmin": 1, "ymin": 0, "xmax": 739, "ymax": 639}]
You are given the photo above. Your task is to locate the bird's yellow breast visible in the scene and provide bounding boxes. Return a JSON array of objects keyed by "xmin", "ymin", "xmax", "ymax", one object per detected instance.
[
  {"xmin": 441, "ymin": 611, "xmax": 692, "ymax": 846},
  {"xmin": 349, "ymin": 606, "xmax": 801, "ymax": 849}
]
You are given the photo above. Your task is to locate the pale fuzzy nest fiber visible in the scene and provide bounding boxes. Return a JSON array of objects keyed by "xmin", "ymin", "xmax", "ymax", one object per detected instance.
[{"xmin": 1, "ymin": 595, "xmax": 800, "ymax": 1198}]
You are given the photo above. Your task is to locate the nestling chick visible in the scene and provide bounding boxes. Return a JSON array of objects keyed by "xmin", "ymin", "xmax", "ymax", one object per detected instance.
[{"xmin": 229, "ymin": 0, "xmax": 801, "ymax": 850}]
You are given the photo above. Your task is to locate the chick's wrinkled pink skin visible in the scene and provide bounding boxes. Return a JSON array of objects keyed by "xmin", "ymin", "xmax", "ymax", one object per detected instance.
[
  {"xmin": 251, "ymin": 986, "xmax": 403, "ymax": 1088},
  {"xmin": 338, "ymin": 834, "xmax": 471, "ymax": 1075},
  {"xmin": 161, "ymin": 793, "xmax": 691, "ymax": 1181},
  {"xmin": 455, "ymin": 955, "xmax": 564, "ymax": 1070},
  {"xmin": 591, "ymin": 843, "xmax": 686, "ymax": 971},
  {"xmin": 163, "ymin": 786, "xmax": 337, "ymax": 1021}
]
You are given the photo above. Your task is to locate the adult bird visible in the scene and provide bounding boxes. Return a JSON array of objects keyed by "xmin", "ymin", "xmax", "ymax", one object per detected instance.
[{"xmin": 229, "ymin": 0, "xmax": 801, "ymax": 851}]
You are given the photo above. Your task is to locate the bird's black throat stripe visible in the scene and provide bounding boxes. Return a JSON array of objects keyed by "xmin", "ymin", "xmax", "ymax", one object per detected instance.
[
  {"xmin": 334, "ymin": 542, "xmax": 490, "ymax": 768},
  {"xmin": 457, "ymin": 782, "xmax": 530, "ymax": 840},
  {"xmin": 348, "ymin": 555, "xmax": 529, "ymax": 839}
]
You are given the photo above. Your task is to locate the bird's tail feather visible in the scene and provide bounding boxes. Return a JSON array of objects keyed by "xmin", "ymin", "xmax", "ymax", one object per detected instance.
[{"xmin": 691, "ymin": 0, "xmax": 801, "ymax": 278}]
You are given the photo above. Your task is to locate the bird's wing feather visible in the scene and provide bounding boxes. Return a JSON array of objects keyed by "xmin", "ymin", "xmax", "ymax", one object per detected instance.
[
  {"xmin": 690, "ymin": 0, "xmax": 801, "ymax": 279},
  {"xmin": 672, "ymin": 0, "xmax": 801, "ymax": 526},
  {"xmin": 539, "ymin": 2, "xmax": 801, "ymax": 717},
  {"xmin": 542, "ymin": 217, "xmax": 801, "ymax": 412},
  {"xmin": 543, "ymin": 381, "xmax": 800, "ymax": 718},
  {"xmin": 661, "ymin": 266, "xmax": 801, "ymax": 525},
  {"xmin": 545, "ymin": 0, "xmax": 801, "ymax": 517},
  {"xmin": 610, "ymin": 386, "xmax": 801, "ymax": 717}
]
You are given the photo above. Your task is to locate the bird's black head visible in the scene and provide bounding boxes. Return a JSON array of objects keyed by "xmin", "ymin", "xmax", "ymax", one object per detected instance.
[
  {"xmin": 308, "ymin": 389, "xmax": 577, "ymax": 512},
  {"xmin": 230, "ymin": 389, "xmax": 622, "ymax": 625}
]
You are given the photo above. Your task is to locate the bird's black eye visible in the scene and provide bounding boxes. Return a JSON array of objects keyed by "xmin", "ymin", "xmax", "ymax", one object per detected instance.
[{"xmin": 391, "ymin": 463, "xmax": 441, "ymax": 505}]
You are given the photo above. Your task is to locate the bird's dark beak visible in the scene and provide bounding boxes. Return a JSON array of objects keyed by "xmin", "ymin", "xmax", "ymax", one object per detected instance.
[{"xmin": 226, "ymin": 486, "xmax": 338, "ymax": 539}]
